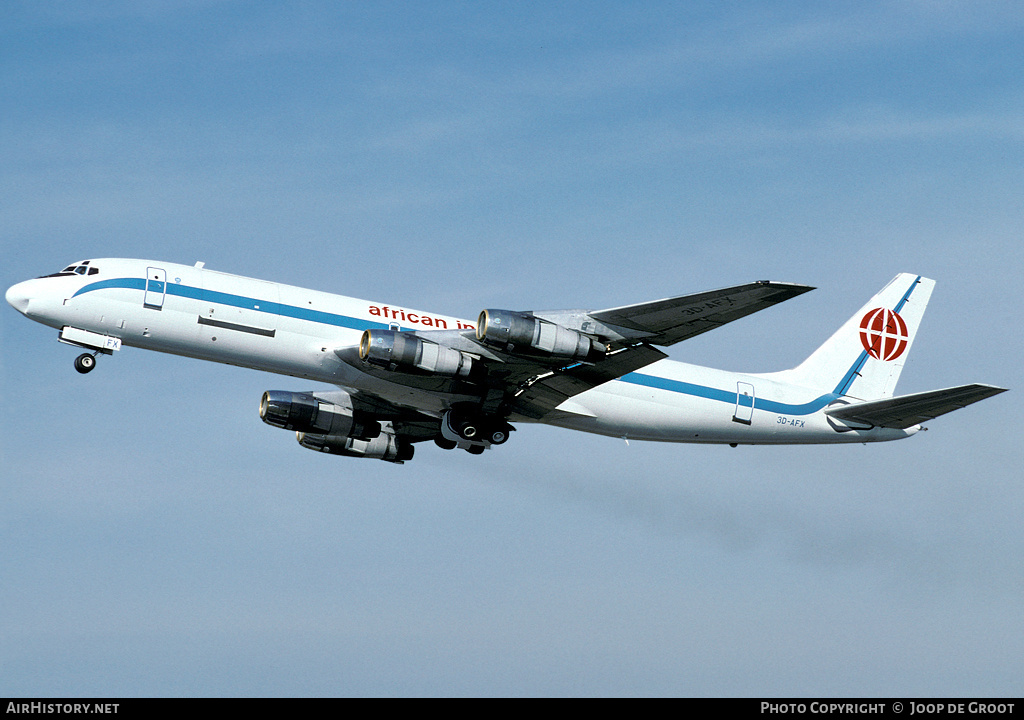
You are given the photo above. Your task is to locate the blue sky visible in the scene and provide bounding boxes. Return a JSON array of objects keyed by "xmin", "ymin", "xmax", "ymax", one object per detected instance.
[{"xmin": 2, "ymin": 1, "xmax": 1021, "ymax": 696}]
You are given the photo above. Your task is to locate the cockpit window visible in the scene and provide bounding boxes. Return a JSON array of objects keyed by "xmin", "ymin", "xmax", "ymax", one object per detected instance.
[{"xmin": 40, "ymin": 260, "xmax": 100, "ymax": 279}]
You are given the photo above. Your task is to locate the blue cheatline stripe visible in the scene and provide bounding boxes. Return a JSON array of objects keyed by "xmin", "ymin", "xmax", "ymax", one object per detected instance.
[
  {"xmin": 832, "ymin": 275, "xmax": 922, "ymax": 397},
  {"xmin": 73, "ymin": 277, "xmax": 390, "ymax": 333},
  {"xmin": 620, "ymin": 372, "xmax": 839, "ymax": 416},
  {"xmin": 72, "ymin": 275, "xmax": 858, "ymax": 417},
  {"xmin": 166, "ymin": 283, "xmax": 387, "ymax": 332},
  {"xmin": 73, "ymin": 278, "xmax": 146, "ymax": 295}
]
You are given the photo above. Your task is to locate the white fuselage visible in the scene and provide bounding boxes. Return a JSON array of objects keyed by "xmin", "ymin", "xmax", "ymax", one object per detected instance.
[{"xmin": 6, "ymin": 259, "xmax": 916, "ymax": 445}]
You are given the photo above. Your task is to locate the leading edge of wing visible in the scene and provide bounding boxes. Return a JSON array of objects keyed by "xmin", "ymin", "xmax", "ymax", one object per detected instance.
[
  {"xmin": 825, "ymin": 384, "xmax": 1008, "ymax": 429},
  {"xmin": 588, "ymin": 280, "xmax": 814, "ymax": 347}
]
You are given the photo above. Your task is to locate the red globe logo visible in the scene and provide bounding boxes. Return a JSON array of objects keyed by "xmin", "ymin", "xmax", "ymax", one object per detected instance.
[{"xmin": 859, "ymin": 308, "xmax": 909, "ymax": 361}]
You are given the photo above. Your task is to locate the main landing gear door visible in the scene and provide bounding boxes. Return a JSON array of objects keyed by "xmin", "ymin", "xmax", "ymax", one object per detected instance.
[{"xmin": 144, "ymin": 267, "xmax": 166, "ymax": 309}]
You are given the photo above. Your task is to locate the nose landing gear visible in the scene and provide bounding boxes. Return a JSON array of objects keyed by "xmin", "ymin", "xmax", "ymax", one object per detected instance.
[
  {"xmin": 59, "ymin": 328, "xmax": 120, "ymax": 374},
  {"xmin": 74, "ymin": 353, "xmax": 97, "ymax": 374}
]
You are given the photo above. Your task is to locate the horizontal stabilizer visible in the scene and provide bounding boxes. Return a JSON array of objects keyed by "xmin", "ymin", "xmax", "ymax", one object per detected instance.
[
  {"xmin": 825, "ymin": 384, "xmax": 1007, "ymax": 429},
  {"xmin": 590, "ymin": 281, "xmax": 814, "ymax": 347}
]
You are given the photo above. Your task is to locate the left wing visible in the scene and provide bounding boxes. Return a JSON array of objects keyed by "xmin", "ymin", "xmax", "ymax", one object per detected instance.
[
  {"xmin": 587, "ymin": 280, "xmax": 814, "ymax": 347},
  {"xmin": 825, "ymin": 384, "xmax": 1008, "ymax": 429}
]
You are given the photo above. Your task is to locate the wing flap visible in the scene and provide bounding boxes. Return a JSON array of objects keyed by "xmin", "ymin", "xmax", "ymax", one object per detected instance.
[
  {"xmin": 511, "ymin": 344, "xmax": 668, "ymax": 419},
  {"xmin": 825, "ymin": 384, "xmax": 1007, "ymax": 429},
  {"xmin": 589, "ymin": 281, "xmax": 814, "ymax": 346}
]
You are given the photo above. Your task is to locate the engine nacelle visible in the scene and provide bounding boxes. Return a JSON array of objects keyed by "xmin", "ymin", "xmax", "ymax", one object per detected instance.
[
  {"xmin": 260, "ymin": 390, "xmax": 380, "ymax": 439},
  {"xmin": 476, "ymin": 309, "xmax": 604, "ymax": 362},
  {"xmin": 359, "ymin": 329, "xmax": 475, "ymax": 378},
  {"xmin": 297, "ymin": 426, "xmax": 414, "ymax": 464}
]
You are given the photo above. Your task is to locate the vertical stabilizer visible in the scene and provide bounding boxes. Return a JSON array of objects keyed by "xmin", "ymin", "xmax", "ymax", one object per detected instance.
[{"xmin": 778, "ymin": 274, "xmax": 934, "ymax": 400}]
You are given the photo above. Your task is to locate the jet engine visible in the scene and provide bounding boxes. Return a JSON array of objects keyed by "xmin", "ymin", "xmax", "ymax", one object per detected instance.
[
  {"xmin": 260, "ymin": 390, "xmax": 414, "ymax": 463},
  {"xmin": 359, "ymin": 329, "xmax": 475, "ymax": 378},
  {"xmin": 297, "ymin": 424, "xmax": 414, "ymax": 464},
  {"xmin": 260, "ymin": 390, "xmax": 380, "ymax": 439},
  {"xmin": 476, "ymin": 309, "xmax": 605, "ymax": 362}
]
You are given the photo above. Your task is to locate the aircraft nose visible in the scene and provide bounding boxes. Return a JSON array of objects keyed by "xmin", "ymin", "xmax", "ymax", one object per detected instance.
[{"xmin": 6, "ymin": 280, "xmax": 34, "ymax": 315}]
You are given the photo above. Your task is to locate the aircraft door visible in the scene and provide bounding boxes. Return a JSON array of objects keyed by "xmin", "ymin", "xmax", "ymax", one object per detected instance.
[
  {"xmin": 733, "ymin": 381, "xmax": 755, "ymax": 425},
  {"xmin": 144, "ymin": 267, "xmax": 166, "ymax": 309}
]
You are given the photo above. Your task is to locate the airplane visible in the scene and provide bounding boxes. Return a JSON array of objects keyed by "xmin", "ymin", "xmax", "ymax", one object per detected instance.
[{"xmin": 6, "ymin": 258, "xmax": 1006, "ymax": 464}]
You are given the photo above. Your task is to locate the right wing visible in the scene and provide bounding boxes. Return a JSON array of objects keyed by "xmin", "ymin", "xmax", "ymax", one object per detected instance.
[
  {"xmin": 825, "ymin": 384, "xmax": 1008, "ymax": 429},
  {"xmin": 508, "ymin": 343, "xmax": 669, "ymax": 419}
]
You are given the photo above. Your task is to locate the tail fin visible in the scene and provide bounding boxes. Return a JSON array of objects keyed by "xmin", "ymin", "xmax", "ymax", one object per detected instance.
[{"xmin": 777, "ymin": 273, "xmax": 935, "ymax": 400}]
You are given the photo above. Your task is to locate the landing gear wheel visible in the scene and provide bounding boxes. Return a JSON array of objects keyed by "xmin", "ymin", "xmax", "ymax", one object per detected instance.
[
  {"xmin": 434, "ymin": 436, "xmax": 458, "ymax": 451},
  {"xmin": 441, "ymin": 407, "xmax": 514, "ymax": 449},
  {"xmin": 396, "ymin": 442, "xmax": 415, "ymax": 462},
  {"xmin": 447, "ymin": 408, "xmax": 481, "ymax": 441},
  {"xmin": 74, "ymin": 353, "xmax": 96, "ymax": 374},
  {"xmin": 457, "ymin": 420, "xmax": 480, "ymax": 440},
  {"xmin": 465, "ymin": 444, "xmax": 486, "ymax": 455},
  {"xmin": 488, "ymin": 427, "xmax": 510, "ymax": 445}
]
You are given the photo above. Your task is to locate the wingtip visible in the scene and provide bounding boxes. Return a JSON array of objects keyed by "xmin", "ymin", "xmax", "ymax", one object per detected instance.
[
  {"xmin": 980, "ymin": 384, "xmax": 1009, "ymax": 395},
  {"xmin": 758, "ymin": 281, "xmax": 816, "ymax": 294}
]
